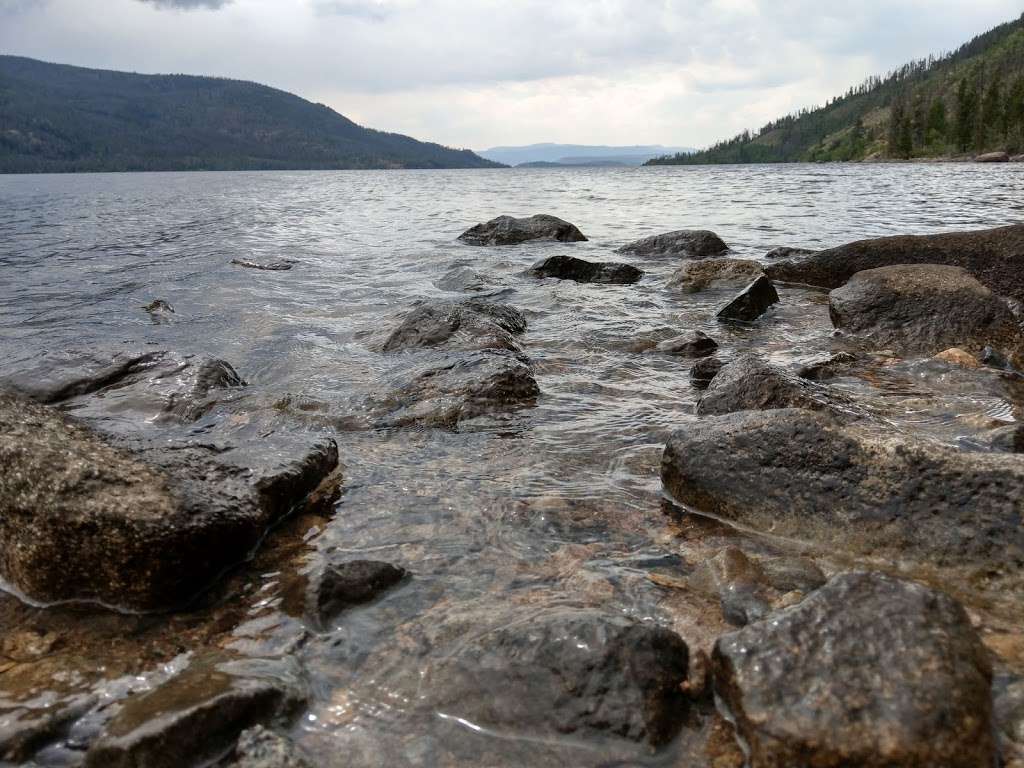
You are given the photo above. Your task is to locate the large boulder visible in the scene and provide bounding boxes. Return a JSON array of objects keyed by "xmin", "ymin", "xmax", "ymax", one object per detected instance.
[
  {"xmin": 661, "ymin": 408, "xmax": 1024, "ymax": 567},
  {"xmin": 667, "ymin": 258, "xmax": 764, "ymax": 293},
  {"xmin": 713, "ymin": 571, "xmax": 994, "ymax": 768},
  {"xmin": 527, "ymin": 254, "xmax": 643, "ymax": 284},
  {"xmin": 716, "ymin": 275, "xmax": 780, "ymax": 321},
  {"xmin": 828, "ymin": 264, "xmax": 1024, "ymax": 363},
  {"xmin": 382, "ymin": 299, "xmax": 528, "ymax": 356},
  {"xmin": 458, "ymin": 215, "xmax": 587, "ymax": 246},
  {"xmin": 766, "ymin": 223, "xmax": 1024, "ymax": 304},
  {"xmin": 696, "ymin": 353, "xmax": 842, "ymax": 416},
  {"xmin": 423, "ymin": 608, "xmax": 690, "ymax": 746},
  {"xmin": 617, "ymin": 229, "xmax": 728, "ymax": 259},
  {"xmin": 0, "ymin": 392, "xmax": 339, "ymax": 611}
]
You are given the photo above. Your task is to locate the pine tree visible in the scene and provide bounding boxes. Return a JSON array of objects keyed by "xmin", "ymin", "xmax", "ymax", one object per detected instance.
[
  {"xmin": 926, "ymin": 97, "xmax": 947, "ymax": 147},
  {"xmin": 954, "ymin": 77, "xmax": 980, "ymax": 151}
]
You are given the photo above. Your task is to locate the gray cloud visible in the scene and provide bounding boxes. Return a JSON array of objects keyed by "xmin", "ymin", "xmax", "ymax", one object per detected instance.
[{"xmin": 136, "ymin": 0, "xmax": 231, "ymax": 9}]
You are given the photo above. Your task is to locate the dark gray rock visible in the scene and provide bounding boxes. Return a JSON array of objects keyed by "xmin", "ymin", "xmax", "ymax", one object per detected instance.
[
  {"xmin": 828, "ymin": 265, "xmax": 1024, "ymax": 362},
  {"xmin": 142, "ymin": 299, "xmax": 175, "ymax": 324},
  {"xmin": 282, "ymin": 559, "xmax": 407, "ymax": 627},
  {"xmin": 0, "ymin": 693, "xmax": 95, "ymax": 764},
  {"xmin": 231, "ymin": 259, "xmax": 295, "ymax": 271},
  {"xmin": 653, "ymin": 331, "xmax": 718, "ymax": 358},
  {"xmin": 764, "ymin": 246, "xmax": 816, "ymax": 260},
  {"xmin": 230, "ymin": 726, "xmax": 312, "ymax": 768},
  {"xmin": 1, "ymin": 349, "xmax": 166, "ymax": 404},
  {"xmin": 434, "ymin": 267, "xmax": 497, "ymax": 294},
  {"xmin": 458, "ymin": 215, "xmax": 587, "ymax": 246},
  {"xmin": 382, "ymin": 299, "xmax": 528, "ymax": 356},
  {"xmin": 0, "ymin": 392, "xmax": 339, "ymax": 610},
  {"xmin": 690, "ymin": 356, "xmax": 724, "ymax": 390},
  {"xmin": 661, "ymin": 408, "xmax": 1024, "ymax": 567},
  {"xmin": 667, "ymin": 258, "xmax": 764, "ymax": 292},
  {"xmin": 617, "ymin": 229, "xmax": 727, "ymax": 259},
  {"xmin": 713, "ymin": 571, "xmax": 994, "ymax": 768},
  {"xmin": 797, "ymin": 352, "xmax": 857, "ymax": 381},
  {"xmin": 716, "ymin": 275, "xmax": 780, "ymax": 321},
  {"xmin": 696, "ymin": 353, "xmax": 842, "ymax": 416},
  {"xmin": 85, "ymin": 655, "xmax": 306, "ymax": 768},
  {"xmin": 766, "ymin": 223, "xmax": 1024, "ymax": 304},
  {"xmin": 424, "ymin": 608, "xmax": 689, "ymax": 746},
  {"xmin": 527, "ymin": 254, "xmax": 643, "ymax": 284}
]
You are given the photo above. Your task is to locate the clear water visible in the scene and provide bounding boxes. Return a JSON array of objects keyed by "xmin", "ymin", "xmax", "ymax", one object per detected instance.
[{"xmin": 1, "ymin": 164, "xmax": 1022, "ymax": 767}]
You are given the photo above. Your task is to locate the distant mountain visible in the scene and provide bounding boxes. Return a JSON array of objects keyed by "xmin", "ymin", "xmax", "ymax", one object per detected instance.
[
  {"xmin": 650, "ymin": 13, "xmax": 1024, "ymax": 164},
  {"xmin": 480, "ymin": 143, "xmax": 694, "ymax": 167},
  {"xmin": 0, "ymin": 56, "xmax": 502, "ymax": 173},
  {"xmin": 516, "ymin": 159, "xmax": 629, "ymax": 168}
]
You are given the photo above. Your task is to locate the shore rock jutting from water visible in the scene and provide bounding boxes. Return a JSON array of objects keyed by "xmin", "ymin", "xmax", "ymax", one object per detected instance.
[
  {"xmin": 696, "ymin": 354, "xmax": 845, "ymax": 416},
  {"xmin": 616, "ymin": 229, "xmax": 728, "ymax": 259},
  {"xmin": 716, "ymin": 275, "xmax": 780, "ymax": 322},
  {"xmin": 662, "ymin": 408, "xmax": 1024, "ymax": 567},
  {"xmin": 828, "ymin": 264, "xmax": 1024, "ymax": 364},
  {"xmin": 667, "ymin": 258, "xmax": 764, "ymax": 293},
  {"xmin": 85, "ymin": 655, "xmax": 307, "ymax": 768},
  {"xmin": 690, "ymin": 356, "xmax": 725, "ymax": 389},
  {"xmin": 0, "ymin": 392, "xmax": 339, "ymax": 611},
  {"xmin": 424, "ymin": 608, "xmax": 690, "ymax": 747},
  {"xmin": 766, "ymin": 223, "xmax": 1024, "ymax": 304},
  {"xmin": 382, "ymin": 299, "xmax": 528, "ymax": 356},
  {"xmin": 764, "ymin": 246, "xmax": 816, "ymax": 260},
  {"xmin": 714, "ymin": 571, "xmax": 994, "ymax": 768},
  {"xmin": 653, "ymin": 331, "xmax": 718, "ymax": 358},
  {"xmin": 457, "ymin": 215, "xmax": 587, "ymax": 246},
  {"xmin": 527, "ymin": 254, "xmax": 643, "ymax": 284}
]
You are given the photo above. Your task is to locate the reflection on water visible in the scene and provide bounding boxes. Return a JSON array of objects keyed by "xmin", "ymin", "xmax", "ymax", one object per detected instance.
[{"xmin": 0, "ymin": 164, "xmax": 1023, "ymax": 766}]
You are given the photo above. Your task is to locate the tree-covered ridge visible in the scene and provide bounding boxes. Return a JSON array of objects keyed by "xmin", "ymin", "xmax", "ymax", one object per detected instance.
[
  {"xmin": 0, "ymin": 56, "xmax": 502, "ymax": 173},
  {"xmin": 650, "ymin": 13, "xmax": 1024, "ymax": 164}
]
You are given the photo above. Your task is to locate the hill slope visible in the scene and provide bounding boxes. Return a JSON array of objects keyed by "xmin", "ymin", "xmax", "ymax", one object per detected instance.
[
  {"xmin": 650, "ymin": 13, "xmax": 1024, "ymax": 164},
  {"xmin": 0, "ymin": 56, "xmax": 501, "ymax": 173}
]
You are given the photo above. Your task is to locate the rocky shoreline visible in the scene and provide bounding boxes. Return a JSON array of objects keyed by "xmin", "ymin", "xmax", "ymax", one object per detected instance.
[{"xmin": 1, "ymin": 212, "xmax": 1023, "ymax": 766}]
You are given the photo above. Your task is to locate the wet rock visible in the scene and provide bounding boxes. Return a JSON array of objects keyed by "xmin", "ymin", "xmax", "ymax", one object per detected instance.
[
  {"xmin": 764, "ymin": 246, "xmax": 816, "ymax": 260},
  {"xmin": 667, "ymin": 258, "xmax": 764, "ymax": 293},
  {"xmin": 366, "ymin": 350, "xmax": 539, "ymax": 428},
  {"xmin": 458, "ymin": 214, "xmax": 587, "ymax": 246},
  {"xmin": 702, "ymin": 547, "xmax": 770, "ymax": 627},
  {"xmin": 617, "ymin": 229, "xmax": 728, "ymax": 259},
  {"xmin": 282, "ymin": 559, "xmax": 407, "ymax": 627},
  {"xmin": 982, "ymin": 345, "xmax": 1014, "ymax": 370},
  {"xmin": 434, "ymin": 266, "xmax": 497, "ymax": 293},
  {"xmin": 382, "ymin": 299, "xmax": 528, "ymax": 356},
  {"xmin": 758, "ymin": 556, "xmax": 826, "ymax": 593},
  {"xmin": 716, "ymin": 275, "xmax": 779, "ymax": 321},
  {"xmin": 690, "ymin": 356, "xmax": 725, "ymax": 389},
  {"xmin": 231, "ymin": 259, "xmax": 295, "ymax": 271},
  {"xmin": 766, "ymin": 223, "xmax": 1024, "ymax": 304},
  {"xmin": 1011, "ymin": 154, "xmax": 1024, "ymax": 163},
  {"xmin": 230, "ymin": 726, "xmax": 312, "ymax": 768},
  {"xmin": 653, "ymin": 331, "xmax": 718, "ymax": 358},
  {"xmin": 796, "ymin": 351, "xmax": 857, "ymax": 381},
  {"xmin": 713, "ymin": 571, "xmax": 994, "ymax": 768},
  {"xmin": 1, "ymin": 349, "xmax": 165, "ymax": 403},
  {"xmin": 0, "ymin": 392, "xmax": 339, "ymax": 610},
  {"xmin": 696, "ymin": 353, "xmax": 842, "ymax": 416},
  {"xmin": 0, "ymin": 694, "xmax": 95, "ymax": 764},
  {"xmin": 425, "ymin": 608, "xmax": 689, "ymax": 746},
  {"xmin": 828, "ymin": 265, "xmax": 1024, "ymax": 362},
  {"xmin": 662, "ymin": 408, "xmax": 1024, "ymax": 567},
  {"xmin": 977, "ymin": 423, "xmax": 1024, "ymax": 453},
  {"xmin": 934, "ymin": 347, "xmax": 981, "ymax": 369},
  {"xmin": 995, "ymin": 677, "xmax": 1024, "ymax": 757},
  {"xmin": 527, "ymin": 254, "xmax": 643, "ymax": 284},
  {"xmin": 85, "ymin": 655, "xmax": 306, "ymax": 768},
  {"xmin": 142, "ymin": 299, "xmax": 175, "ymax": 324},
  {"xmin": 976, "ymin": 151, "xmax": 1010, "ymax": 162}
]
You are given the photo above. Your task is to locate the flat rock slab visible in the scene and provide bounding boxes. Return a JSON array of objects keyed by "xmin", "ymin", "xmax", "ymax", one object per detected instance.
[
  {"xmin": 713, "ymin": 571, "xmax": 994, "ymax": 768},
  {"xmin": 617, "ymin": 229, "xmax": 727, "ymax": 259},
  {"xmin": 716, "ymin": 275, "xmax": 779, "ymax": 321},
  {"xmin": 668, "ymin": 258, "xmax": 764, "ymax": 292},
  {"xmin": 382, "ymin": 299, "xmax": 528, "ymax": 356},
  {"xmin": 527, "ymin": 254, "xmax": 643, "ymax": 284},
  {"xmin": 458, "ymin": 214, "xmax": 587, "ymax": 246},
  {"xmin": 828, "ymin": 264, "xmax": 1024, "ymax": 363},
  {"xmin": 696, "ymin": 353, "xmax": 846, "ymax": 416},
  {"xmin": 0, "ymin": 392, "xmax": 338, "ymax": 610},
  {"xmin": 766, "ymin": 223, "xmax": 1024, "ymax": 304},
  {"xmin": 423, "ymin": 608, "xmax": 689, "ymax": 746},
  {"xmin": 661, "ymin": 408, "xmax": 1024, "ymax": 568}
]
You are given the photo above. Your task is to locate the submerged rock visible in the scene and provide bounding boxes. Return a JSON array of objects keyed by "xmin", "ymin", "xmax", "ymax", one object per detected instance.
[
  {"xmin": 0, "ymin": 694, "xmax": 95, "ymax": 764},
  {"xmin": 764, "ymin": 246, "xmax": 816, "ymax": 260},
  {"xmin": 766, "ymin": 223, "xmax": 1024, "ymax": 304},
  {"xmin": 700, "ymin": 547, "xmax": 770, "ymax": 627},
  {"xmin": 653, "ymin": 331, "xmax": 718, "ymax": 358},
  {"xmin": 527, "ymin": 254, "xmax": 643, "ymax": 284},
  {"xmin": 667, "ymin": 258, "xmax": 764, "ymax": 293},
  {"xmin": 696, "ymin": 353, "xmax": 842, "ymax": 416},
  {"xmin": 716, "ymin": 275, "xmax": 780, "ymax": 321},
  {"xmin": 828, "ymin": 264, "xmax": 1024, "ymax": 362},
  {"xmin": 617, "ymin": 229, "xmax": 727, "ymax": 259},
  {"xmin": 661, "ymin": 408, "xmax": 1024, "ymax": 567},
  {"xmin": 142, "ymin": 299, "xmax": 175, "ymax": 324},
  {"xmin": 0, "ymin": 392, "xmax": 339, "ymax": 610},
  {"xmin": 230, "ymin": 726, "xmax": 312, "ymax": 768},
  {"xmin": 976, "ymin": 423, "xmax": 1024, "ymax": 453},
  {"xmin": 85, "ymin": 655, "xmax": 306, "ymax": 768},
  {"xmin": 382, "ymin": 299, "xmax": 528, "ymax": 356},
  {"xmin": 713, "ymin": 571, "xmax": 994, "ymax": 768},
  {"xmin": 434, "ymin": 266, "xmax": 498, "ymax": 294},
  {"xmin": 458, "ymin": 214, "xmax": 587, "ymax": 246},
  {"xmin": 690, "ymin": 356, "xmax": 725, "ymax": 389},
  {"xmin": 796, "ymin": 351, "xmax": 857, "ymax": 381},
  {"xmin": 282, "ymin": 559, "xmax": 407, "ymax": 627},
  {"xmin": 424, "ymin": 608, "xmax": 689, "ymax": 746},
  {"xmin": 231, "ymin": 259, "xmax": 295, "ymax": 271}
]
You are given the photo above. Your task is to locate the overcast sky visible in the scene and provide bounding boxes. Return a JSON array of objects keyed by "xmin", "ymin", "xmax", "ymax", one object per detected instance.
[{"xmin": 1, "ymin": 0, "xmax": 1021, "ymax": 150}]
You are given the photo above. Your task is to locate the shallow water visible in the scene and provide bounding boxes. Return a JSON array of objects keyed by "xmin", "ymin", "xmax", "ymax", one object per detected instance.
[{"xmin": 1, "ymin": 164, "xmax": 1023, "ymax": 766}]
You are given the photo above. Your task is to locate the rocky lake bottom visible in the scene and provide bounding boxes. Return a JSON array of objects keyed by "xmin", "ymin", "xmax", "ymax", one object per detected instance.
[{"xmin": 0, "ymin": 164, "xmax": 1023, "ymax": 767}]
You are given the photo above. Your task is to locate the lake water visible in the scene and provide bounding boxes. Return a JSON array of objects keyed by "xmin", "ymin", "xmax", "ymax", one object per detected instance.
[{"xmin": 1, "ymin": 164, "xmax": 1023, "ymax": 767}]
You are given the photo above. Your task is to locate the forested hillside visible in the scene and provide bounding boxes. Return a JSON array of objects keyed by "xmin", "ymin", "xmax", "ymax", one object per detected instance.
[
  {"xmin": 650, "ymin": 13, "xmax": 1024, "ymax": 164},
  {"xmin": 0, "ymin": 56, "xmax": 501, "ymax": 173}
]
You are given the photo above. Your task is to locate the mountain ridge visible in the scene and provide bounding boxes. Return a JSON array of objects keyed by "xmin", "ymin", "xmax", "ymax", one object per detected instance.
[{"xmin": 480, "ymin": 143, "xmax": 694, "ymax": 167}]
